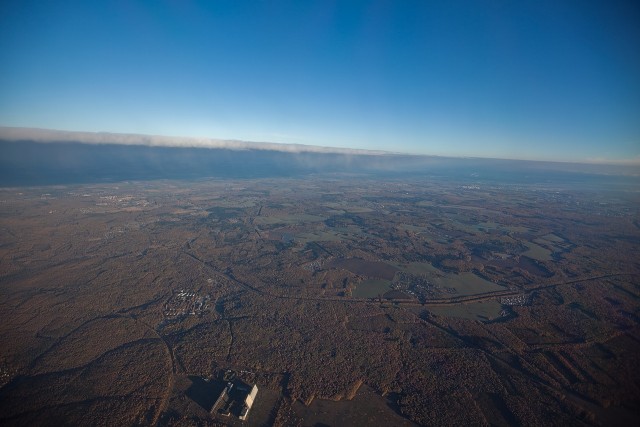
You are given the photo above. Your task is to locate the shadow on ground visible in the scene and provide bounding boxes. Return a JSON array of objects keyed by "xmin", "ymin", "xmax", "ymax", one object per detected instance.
[{"xmin": 186, "ymin": 376, "xmax": 225, "ymax": 412}]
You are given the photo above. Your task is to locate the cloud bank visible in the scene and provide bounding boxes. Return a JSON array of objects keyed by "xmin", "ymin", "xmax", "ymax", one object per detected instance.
[{"xmin": 0, "ymin": 127, "xmax": 388, "ymax": 156}]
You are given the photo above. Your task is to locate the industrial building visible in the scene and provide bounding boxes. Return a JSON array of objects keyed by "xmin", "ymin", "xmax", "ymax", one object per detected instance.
[
  {"xmin": 211, "ymin": 377, "xmax": 258, "ymax": 422},
  {"xmin": 239, "ymin": 384, "xmax": 258, "ymax": 420}
]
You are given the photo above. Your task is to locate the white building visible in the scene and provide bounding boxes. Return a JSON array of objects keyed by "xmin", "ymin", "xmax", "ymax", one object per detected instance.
[{"xmin": 239, "ymin": 384, "xmax": 258, "ymax": 421}]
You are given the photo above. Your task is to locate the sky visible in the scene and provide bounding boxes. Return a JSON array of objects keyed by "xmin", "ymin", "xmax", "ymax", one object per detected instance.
[{"xmin": 1, "ymin": 0, "xmax": 639, "ymax": 163}]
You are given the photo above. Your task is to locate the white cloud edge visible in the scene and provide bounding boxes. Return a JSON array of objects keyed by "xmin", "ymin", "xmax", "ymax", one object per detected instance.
[
  {"xmin": 1, "ymin": 126, "xmax": 638, "ymax": 166},
  {"xmin": 0, "ymin": 126, "xmax": 390, "ymax": 156}
]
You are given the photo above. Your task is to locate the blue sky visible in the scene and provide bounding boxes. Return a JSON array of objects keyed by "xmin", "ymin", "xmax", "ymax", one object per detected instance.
[{"xmin": 1, "ymin": 1, "xmax": 638, "ymax": 162}]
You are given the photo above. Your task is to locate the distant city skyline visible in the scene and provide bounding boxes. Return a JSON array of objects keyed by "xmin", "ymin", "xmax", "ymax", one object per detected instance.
[{"xmin": 1, "ymin": 1, "xmax": 639, "ymax": 163}]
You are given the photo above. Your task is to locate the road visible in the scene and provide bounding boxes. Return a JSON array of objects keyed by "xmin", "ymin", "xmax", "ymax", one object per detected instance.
[{"xmin": 182, "ymin": 249, "xmax": 636, "ymax": 307}]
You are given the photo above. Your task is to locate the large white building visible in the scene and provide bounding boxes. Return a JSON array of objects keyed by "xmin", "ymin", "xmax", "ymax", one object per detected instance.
[
  {"xmin": 239, "ymin": 384, "xmax": 258, "ymax": 420},
  {"xmin": 212, "ymin": 378, "xmax": 258, "ymax": 421}
]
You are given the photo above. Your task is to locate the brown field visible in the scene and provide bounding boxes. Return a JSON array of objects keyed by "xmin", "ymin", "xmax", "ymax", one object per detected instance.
[{"xmin": 0, "ymin": 176, "xmax": 639, "ymax": 426}]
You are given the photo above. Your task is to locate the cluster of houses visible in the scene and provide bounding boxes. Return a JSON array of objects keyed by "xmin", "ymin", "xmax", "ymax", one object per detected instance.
[
  {"xmin": 163, "ymin": 289, "xmax": 210, "ymax": 319},
  {"xmin": 500, "ymin": 294, "xmax": 532, "ymax": 306}
]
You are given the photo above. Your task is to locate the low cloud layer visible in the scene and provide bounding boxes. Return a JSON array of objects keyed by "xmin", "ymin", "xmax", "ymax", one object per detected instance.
[{"xmin": 0, "ymin": 127, "xmax": 387, "ymax": 156}]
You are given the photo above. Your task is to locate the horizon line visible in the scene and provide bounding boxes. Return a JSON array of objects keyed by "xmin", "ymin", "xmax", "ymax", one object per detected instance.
[{"xmin": 0, "ymin": 126, "xmax": 638, "ymax": 167}]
